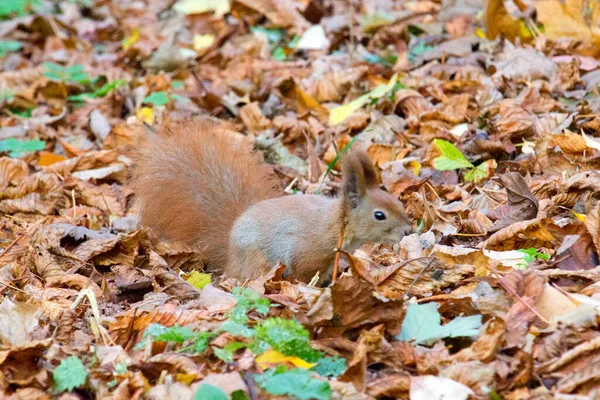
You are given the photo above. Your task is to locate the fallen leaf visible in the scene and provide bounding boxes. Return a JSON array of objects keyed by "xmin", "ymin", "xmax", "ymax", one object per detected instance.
[
  {"xmin": 256, "ymin": 350, "xmax": 316, "ymax": 369},
  {"xmin": 410, "ymin": 375, "xmax": 474, "ymax": 400}
]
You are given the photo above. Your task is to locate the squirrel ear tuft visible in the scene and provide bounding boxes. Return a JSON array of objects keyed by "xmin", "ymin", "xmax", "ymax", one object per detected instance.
[{"xmin": 341, "ymin": 150, "xmax": 378, "ymax": 209}]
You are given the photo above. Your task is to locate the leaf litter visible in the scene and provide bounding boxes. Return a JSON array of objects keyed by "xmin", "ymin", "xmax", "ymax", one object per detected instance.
[{"xmin": 1, "ymin": 0, "xmax": 600, "ymax": 399}]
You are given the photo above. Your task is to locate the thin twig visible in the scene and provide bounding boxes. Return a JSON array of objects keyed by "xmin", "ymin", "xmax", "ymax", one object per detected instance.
[
  {"xmin": 331, "ymin": 218, "xmax": 348, "ymax": 284},
  {"xmin": 487, "ymin": 266, "xmax": 550, "ymax": 325},
  {"xmin": 0, "ymin": 233, "xmax": 24, "ymax": 260},
  {"xmin": 403, "ymin": 258, "xmax": 435, "ymax": 300}
]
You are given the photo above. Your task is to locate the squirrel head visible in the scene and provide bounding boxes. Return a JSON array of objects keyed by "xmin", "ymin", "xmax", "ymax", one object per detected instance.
[{"xmin": 341, "ymin": 150, "xmax": 412, "ymax": 245}]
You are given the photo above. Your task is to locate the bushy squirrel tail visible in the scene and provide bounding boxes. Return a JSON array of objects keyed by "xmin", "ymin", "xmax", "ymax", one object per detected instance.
[{"xmin": 131, "ymin": 118, "xmax": 278, "ymax": 268}]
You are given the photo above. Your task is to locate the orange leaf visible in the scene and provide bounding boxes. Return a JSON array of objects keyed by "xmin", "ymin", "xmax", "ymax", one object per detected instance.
[{"xmin": 37, "ymin": 151, "xmax": 66, "ymax": 166}]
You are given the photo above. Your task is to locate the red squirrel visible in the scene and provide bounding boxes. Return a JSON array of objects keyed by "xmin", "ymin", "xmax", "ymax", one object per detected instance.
[{"xmin": 131, "ymin": 119, "xmax": 412, "ymax": 283}]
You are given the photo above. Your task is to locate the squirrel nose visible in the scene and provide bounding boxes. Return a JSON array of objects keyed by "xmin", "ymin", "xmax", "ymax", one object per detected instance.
[{"xmin": 401, "ymin": 225, "xmax": 412, "ymax": 237}]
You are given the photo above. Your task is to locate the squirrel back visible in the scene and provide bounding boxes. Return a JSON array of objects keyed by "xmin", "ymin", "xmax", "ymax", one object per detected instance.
[{"xmin": 131, "ymin": 119, "xmax": 278, "ymax": 268}]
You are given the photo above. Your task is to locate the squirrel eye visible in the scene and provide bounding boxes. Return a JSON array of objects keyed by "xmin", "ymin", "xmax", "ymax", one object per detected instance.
[{"xmin": 374, "ymin": 211, "xmax": 387, "ymax": 221}]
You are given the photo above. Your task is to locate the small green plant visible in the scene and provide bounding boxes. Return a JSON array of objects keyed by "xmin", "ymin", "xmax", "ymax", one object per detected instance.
[
  {"xmin": 142, "ymin": 91, "xmax": 189, "ymax": 107},
  {"xmin": 432, "ymin": 139, "xmax": 489, "ymax": 182},
  {"xmin": 408, "ymin": 40, "xmax": 434, "ymax": 63},
  {"xmin": 42, "ymin": 63, "xmax": 90, "ymax": 84},
  {"xmin": 310, "ymin": 356, "xmax": 346, "ymax": 377},
  {"xmin": 133, "ymin": 288, "xmax": 346, "ymax": 381},
  {"xmin": 135, "ymin": 323, "xmax": 215, "ymax": 353},
  {"xmin": 68, "ymin": 79, "xmax": 126, "ymax": 102},
  {"xmin": 517, "ymin": 248, "xmax": 550, "ymax": 268},
  {"xmin": 53, "ymin": 356, "xmax": 88, "ymax": 393},
  {"xmin": 253, "ymin": 318, "xmax": 322, "ymax": 363},
  {"xmin": 255, "ymin": 367, "xmax": 332, "ymax": 400}
]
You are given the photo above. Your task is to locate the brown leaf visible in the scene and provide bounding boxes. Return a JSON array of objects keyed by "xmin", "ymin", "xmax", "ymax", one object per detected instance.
[
  {"xmin": 484, "ymin": 0, "xmax": 532, "ymax": 42},
  {"xmin": 235, "ymin": 0, "xmax": 309, "ymax": 29},
  {"xmin": 239, "ymin": 102, "xmax": 271, "ymax": 133},
  {"xmin": 366, "ymin": 374, "xmax": 410, "ymax": 398},
  {"xmin": 494, "ymin": 99, "xmax": 535, "ymax": 141},
  {"xmin": 330, "ymin": 275, "xmax": 404, "ymax": 333},
  {"xmin": 0, "ymin": 299, "xmax": 41, "ymax": 346},
  {"xmin": 490, "ymin": 172, "xmax": 538, "ymax": 232},
  {"xmin": 502, "ymin": 270, "xmax": 547, "ymax": 347},
  {"xmin": 452, "ymin": 317, "xmax": 506, "ymax": 363},
  {"xmin": 0, "ymin": 157, "xmax": 29, "ymax": 192},
  {"xmin": 585, "ymin": 203, "xmax": 600, "ymax": 254}
]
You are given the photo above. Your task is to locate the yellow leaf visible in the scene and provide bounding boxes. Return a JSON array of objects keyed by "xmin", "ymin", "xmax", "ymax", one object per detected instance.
[
  {"xmin": 484, "ymin": 0, "xmax": 533, "ymax": 43},
  {"xmin": 186, "ymin": 271, "xmax": 211, "ymax": 289},
  {"xmin": 193, "ymin": 34, "xmax": 216, "ymax": 52},
  {"xmin": 256, "ymin": 350, "xmax": 316, "ymax": 370},
  {"xmin": 176, "ymin": 373, "xmax": 198, "ymax": 384},
  {"xmin": 329, "ymin": 73, "xmax": 398, "ymax": 126},
  {"xmin": 136, "ymin": 107, "xmax": 155, "ymax": 125},
  {"xmin": 407, "ymin": 160, "xmax": 421, "ymax": 176},
  {"xmin": 174, "ymin": 0, "xmax": 230, "ymax": 17},
  {"xmin": 38, "ymin": 151, "xmax": 66, "ymax": 166},
  {"xmin": 569, "ymin": 209, "xmax": 586, "ymax": 222},
  {"xmin": 475, "ymin": 27, "xmax": 486, "ymax": 39},
  {"xmin": 536, "ymin": 0, "xmax": 600, "ymax": 55},
  {"xmin": 122, "ymin": 28, "xmax": 140, "ymax": 50}
]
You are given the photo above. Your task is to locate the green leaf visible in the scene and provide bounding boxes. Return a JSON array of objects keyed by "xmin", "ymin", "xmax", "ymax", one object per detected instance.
[
  {"xmin": 194, "ymin": 384, "xmax": 228, "ymax": 400},
  {"xmin": 0, "ymin": 89, "xmax": 14, "ymax": 102},
  {"xmin": 255, "ymin": 368, "xmax": 332, "ymax": 400},
  {"xmin": 172, "ymin": 80, "xmax": 185, "ymax": 89},
  {"xmin": 221, "ymin": 321, "xmax": 255, "ymax": 338},
  {"xmin": 143, "ymin": 91, "xmax": 170, "ymax": 107},
  {"xmin": 432, "ymin": 139, "xmax": 473, "ymax": 170},
  {"xmin": 212, "ymin": 346, "xmax": 235, "ymax": 363},
  {"xmin": 42, "ymin": 62, "xmax": 90, "ymax": 84},
  {"xmin": 232, "ymin": 390, "xmax": 250, "ymax": 400},
  {"xmin": 463, "ymin": 162, "xmax": 487, "ymax": 182},
  {"xmin": 0, "ymin": 40, "xmax": 21, "ymax": 56},
  {"xmin": 251, "ymin": 27, "xmax": 283, "ymax": 43},
  {"xmin": 272, "ymin": 47, "xmax": 286, "ymax": 61},
  {"xmin": 171, "ymin": 93, "xmax": 190, "ymax": 103},
  {"xmin": 288, "ymin": 34, "xmax": 301, "ymax": 49},
  {"xmin": 186, "ymin": 271, "xmax": 211, "ymax": 290},
  {"xmin": 0, "ymin": 0, "xmax": 43, "ymax": 18},
  {"xmin": 254, "ymin": 318, "xmax": 322, "ymax": 363},
  {"xmin": 397, "ymin": 302, "xmax": 482, "ymax": 346},
  {"xmin": 155, "ymin": 325, "xmax": 197, "ymax": 344},
  {"xmin": 229, "ymin": 287, "xmax": 271, "ymax": 324},
  {"xmin": 310, "ymin": 356, "xmax": 346, "ymax": 377},
  {"xmin": 329, "ymin": 73, "xmax": 398, "ymax": 125},
  {"xmin": 53, "ymin": 356, "xmax": 88, "ymax": 392},
  {"xmin": 68, "ymin": 79, "xmax": 126, "ymax": 102},
  {"xmin": 408, "ymin": 41, "xmax": 434, "ymax": 63},
  {"xmin": 190, "ymin": 332, "xmax": 214, "ymax": 353},
  {"xmin": 518, "ymin": 248, "xmax": 550, "ymax": 264},
  {"xmin": 0, "ymin": 138, "xmax": 45, "ymax": 157}
]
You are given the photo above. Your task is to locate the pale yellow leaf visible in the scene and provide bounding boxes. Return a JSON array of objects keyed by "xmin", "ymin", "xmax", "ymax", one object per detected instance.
[
  {"xmin": 136, "ymin": 107, "xmax": 155, "ymax": 125},
  {"xmin": 193, "ymin": 34, "xmax": 216, "ymax": 52},
  {"xmin": 174, "ymin": 0, "xmax": 230, "ymax": 16},
  {"xmin": 329, "ymin": 73, "xmax": 398, "ymax": 125},
  {"xmin": 255, "ymin": 350, "xmax": 316, "ymax": 369}
]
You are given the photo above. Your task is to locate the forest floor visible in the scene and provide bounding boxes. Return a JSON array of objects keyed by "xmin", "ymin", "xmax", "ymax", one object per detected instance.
[{"xmin": 1, "ymin": 0, "xmax": 600, "ymax": 399}]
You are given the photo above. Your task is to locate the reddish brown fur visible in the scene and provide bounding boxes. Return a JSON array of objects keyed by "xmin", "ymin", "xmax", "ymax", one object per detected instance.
[
  {"xmin": 131, "ymin": 119, "xmax": 278, "ymax": 269},
  {"xmin": 132, "ymin": 120, "xmax": 411, "ymax": 283}
]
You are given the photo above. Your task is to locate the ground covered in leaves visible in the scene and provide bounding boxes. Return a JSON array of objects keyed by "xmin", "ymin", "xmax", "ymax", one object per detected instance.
[{"xmin": 1, "ymin": 0, "xmax": 600, "ymax": 399}]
